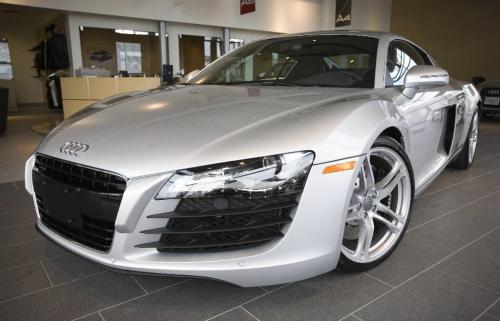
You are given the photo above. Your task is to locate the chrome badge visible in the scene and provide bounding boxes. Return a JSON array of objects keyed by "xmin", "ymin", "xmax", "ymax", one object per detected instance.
[{"xmin": 60, "ymin": 141, "xmax": 89, "ymax": 156}]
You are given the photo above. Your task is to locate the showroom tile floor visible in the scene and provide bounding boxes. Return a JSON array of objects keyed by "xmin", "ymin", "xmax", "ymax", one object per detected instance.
[
  {"xmin": 0, "ymin": 105, "xmax": 62, "ymax": 183},
  {"xmin": 0, "ymin": 118, "xmax": 500, "ymax": 321}
]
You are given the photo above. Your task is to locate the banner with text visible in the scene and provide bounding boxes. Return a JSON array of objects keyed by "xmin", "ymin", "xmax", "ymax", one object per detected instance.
[
  {"xmin": 241, "ymin": 0, "xmax": 256, "ymax": 15},
  {"xmin": 335, "ymin": 0, "xmax": 352, "ymax": 27}
]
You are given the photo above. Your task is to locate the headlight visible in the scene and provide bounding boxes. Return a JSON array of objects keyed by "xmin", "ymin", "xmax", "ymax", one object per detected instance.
[{"xmin": 155, "ymin": 151, "xmax": 314, "ymax": 199}]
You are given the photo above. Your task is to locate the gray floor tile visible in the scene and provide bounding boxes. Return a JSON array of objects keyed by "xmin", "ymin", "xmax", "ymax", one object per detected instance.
[
  {"xmin": 132, "ymin": 274, "xmax": 189, "ymax": 292},
  {"xmin": 344, "ymin": 316, "xmax": 364, "ymax": 321},
  {"xmin": 477, "ymin": 313, "xmax": 500, "ymax": 321},
  {"xmin": 355, "ymin": 269, "xmax": 497, "ymax": 321},
  {"xmin": 41, "ymin": 254, "xmax": 104, "ymax": 285},
  {"xmin": 0, "ymin": 188, "xmax": 31, "ymax": 203},
  {"xmin": 366, "ymin": 229, "xmax": 454, "ymax": 286},
  {"xmin": 424, "ymin": 153, "xmax": 500, "ymax": 195},
  {"xmin": 0, "ymin": 224, "xmax": 41, "ymax": 247},
  {"xmin": 244, "ymin": 272, "xmax": 391, "ymax": 321},
  {"xmin": 0, "ymin": 107, "xmax": 60, "ymax": 184},
  {"xmin": 0, "ymin": 272, "xmax": 143, "ymax": 321},
  {"xmin": 412, "ymin": 193, "xmax": 500, "ymax": 250},
  {"xmin": 0, "ymin": 211, "xmax": 35, "ymax": 228},
  {"xmin": 101, "ymin": 279, "xmax": 264, "ymax": 321},
  {"xmin": 75, "ymin": 313, "xmax": 104, "ymax": 321},
  {"xmin": 0, "ymin": 198, "xmax": 35, "ymax": 215},
  {"xmin": 210, "ymin": 307, "xmax": 257, "ymax": 321},
  {"xmin": 260, "ymin": 283, "xmax": 289, "ymax": 292},
  {"xmin": 0, "ymin": 262, "xmax": 50, "ymax": 302},
  {"xmin": 435, "ymin": 229, "xmax": 500, "ymax": 295},
  {"xmin": 489, "ymin": 300, "xmax": 500, "ymax": 318},
  {"xmin": 0, "ymin": 239, "xmax": 67, "ymax": 270},
  {"xmin": 0, "ymin": 182, "xmax": 16, "ymax": 192},
  {"xmin": 13, "ymin": 181, "xmax": 25, "ymax": 190},
  {"xmin": 410, "ymin": 171, "xmax": 500, "ymax": 228}
]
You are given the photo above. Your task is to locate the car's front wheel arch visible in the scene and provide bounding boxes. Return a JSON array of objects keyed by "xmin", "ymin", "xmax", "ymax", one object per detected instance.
[{"xmin": 336, "ymin": 135, "xmax": 415, "ymax": 271}]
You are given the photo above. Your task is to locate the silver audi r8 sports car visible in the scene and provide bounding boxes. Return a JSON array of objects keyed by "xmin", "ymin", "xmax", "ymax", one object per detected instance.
[{"xmin": 25, "ymin": 31, "xmax": 481, "ymax": 287}]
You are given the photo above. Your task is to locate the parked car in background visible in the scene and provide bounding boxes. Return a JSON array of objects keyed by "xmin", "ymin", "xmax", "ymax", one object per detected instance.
[{"xmin": 472, "ymin": 77, "xmax": 500, "ymax": 118}]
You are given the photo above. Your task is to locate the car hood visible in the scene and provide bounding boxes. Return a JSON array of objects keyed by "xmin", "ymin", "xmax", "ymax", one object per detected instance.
[{"xmin": 38, "ymin": 85, "xmax": 375, "ymax": 178}]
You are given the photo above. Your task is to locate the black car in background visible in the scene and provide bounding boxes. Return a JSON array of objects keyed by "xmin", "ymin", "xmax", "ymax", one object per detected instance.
[{"xmin": 473, "ymin": 77, "xmax": 500, "ymax": 119}]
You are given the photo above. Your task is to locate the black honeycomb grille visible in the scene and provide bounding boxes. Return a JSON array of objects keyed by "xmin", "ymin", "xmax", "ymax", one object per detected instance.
[
  {"xmin": 35, "ymin": 154, "xmax": 126, "ymax": 194},
  {"xmin": 136, "ymin": 193, "xmax": 299, "ymax": 252},
  {"xmin": 33, "ymin": 154, "xmax": 126, "ymax": 252}
]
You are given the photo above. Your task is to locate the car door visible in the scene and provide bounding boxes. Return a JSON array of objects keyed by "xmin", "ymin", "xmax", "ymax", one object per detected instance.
[{"xmin": 386, "ymin": 40, "xmax": 457, "ymax": 189}]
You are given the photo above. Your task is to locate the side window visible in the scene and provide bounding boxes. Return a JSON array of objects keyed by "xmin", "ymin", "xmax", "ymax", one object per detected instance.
[{"xmin": 386, "ymin": 41, "xmax": 430, "ymax": 87}]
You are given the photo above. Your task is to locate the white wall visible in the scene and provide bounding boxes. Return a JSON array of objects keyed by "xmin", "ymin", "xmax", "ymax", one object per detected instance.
[
  {"xmin": 1, "ymin": 0, "xmax": 324, "ymax": 34},
  {"xmin": 4, "ymin": 0, "xmax": 392, "ymax": 81},
  {"xmin": 230, "ymin": 28, "xmax": 277, "ymax": 43},
  {"xmin": 321, "ymin": 0, "xmax": 392, "ymax": 31}
]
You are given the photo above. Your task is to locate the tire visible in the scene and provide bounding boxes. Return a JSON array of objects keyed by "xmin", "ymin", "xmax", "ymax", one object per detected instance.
[
  {"xmin": 337, "ymin": 136, "xmax": 415, "ymax": 271},
  {"xmin": 450, "ymin": 112, "xmax": 479, "ymax": 170}
]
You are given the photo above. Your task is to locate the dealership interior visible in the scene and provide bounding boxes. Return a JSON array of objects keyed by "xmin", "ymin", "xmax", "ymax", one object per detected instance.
[{"xmin": 1, "ymin": 0, "xmax": 500, "ymax": 320}]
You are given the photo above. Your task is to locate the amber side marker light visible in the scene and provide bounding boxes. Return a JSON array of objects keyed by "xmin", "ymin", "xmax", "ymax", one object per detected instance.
[{"xmin": 322, "ymin": 161, "xmax": 357, "ymax": 174}]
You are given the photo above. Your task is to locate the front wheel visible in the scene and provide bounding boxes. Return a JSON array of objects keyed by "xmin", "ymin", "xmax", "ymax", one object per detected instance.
[{"xmin": 338, "ymin": 136, "xmax": 414, "ymax": 271}]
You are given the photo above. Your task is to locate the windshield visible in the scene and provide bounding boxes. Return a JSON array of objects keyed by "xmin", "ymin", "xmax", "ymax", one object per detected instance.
[{"xmin": 188, "ymin": 35, "xmax": 379, "ymax": 88}]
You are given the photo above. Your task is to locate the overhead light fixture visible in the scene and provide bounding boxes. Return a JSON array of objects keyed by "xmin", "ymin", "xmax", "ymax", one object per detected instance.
[
  {"xmin": 134, "ymin": 31, "xmax": 149, "ymax": 36},
  {"xmin": 79, "ymin": 26, "xmax": 84, "ymax": 32},
  {"xmin": 115, "ymin": 29, "xmax": 134, "ymax": 35}
]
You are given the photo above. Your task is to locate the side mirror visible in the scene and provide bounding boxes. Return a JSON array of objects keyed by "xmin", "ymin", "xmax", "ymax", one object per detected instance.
[
  {"xmin": 404, "ymin": 65, "xmax": 449, "ymax": 89},
  {"xmin": 400, "ymin": 65, "xmax": 449, "ymax": 100},
  {"xmin": 184, "ymin": 69, "xmax": 200, "ymax": 82}
]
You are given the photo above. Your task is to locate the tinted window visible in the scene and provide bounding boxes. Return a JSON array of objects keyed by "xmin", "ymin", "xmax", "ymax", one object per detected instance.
[
  {"xmin": 386, "ymin": 40, "xmax": 430, "ymax": 86},
  {"xmin": 189, "ymin": 35, "xmax": 379, "ymax": 88}
]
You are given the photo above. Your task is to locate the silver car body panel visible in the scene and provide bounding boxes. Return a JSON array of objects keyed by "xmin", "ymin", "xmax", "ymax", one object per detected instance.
[{"xmin": 25, "ymin": 31, "xmax": 481, "ymax": 286}]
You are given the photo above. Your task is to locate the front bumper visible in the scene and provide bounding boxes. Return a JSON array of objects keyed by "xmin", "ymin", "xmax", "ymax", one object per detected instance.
[
  {"xmin": 25, "ymin": 155, "xmax": 360, "ymax": 287},
  {"xmin": 483, "ymin": 106, "xmax": 500, "ymax": 113}
]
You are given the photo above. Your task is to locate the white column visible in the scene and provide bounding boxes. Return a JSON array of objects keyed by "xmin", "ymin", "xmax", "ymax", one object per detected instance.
[
  {"xmin": 159, "ymin": 21, "xmax": 168, "ymax": 67},
  {"xmin": 223, "ymin": 27, "xmax": 230, "ymax": 54},
  {"xmin": 66, "ymin": 14, "xmax": 83, "ymax": 76}
]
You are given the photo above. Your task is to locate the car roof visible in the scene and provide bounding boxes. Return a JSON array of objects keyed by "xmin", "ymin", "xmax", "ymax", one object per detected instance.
[{"xmin": 266, "ymin": 30, "xmax": 401, "ymax": 41}]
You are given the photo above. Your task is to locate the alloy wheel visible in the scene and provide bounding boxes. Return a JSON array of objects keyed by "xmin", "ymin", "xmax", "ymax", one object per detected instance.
[{"xmin": 341, "ymin": 147, "xmax": 412, "ymax": 263}]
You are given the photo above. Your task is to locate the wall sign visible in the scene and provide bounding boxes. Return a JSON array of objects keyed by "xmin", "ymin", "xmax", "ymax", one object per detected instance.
[
  {"xmin": 240, "ymin": 0, "xmax": 256, "ymax": 15},
  {"xmin": 335, "ymin": 0, "xmax": 352, "ymax": 27}
]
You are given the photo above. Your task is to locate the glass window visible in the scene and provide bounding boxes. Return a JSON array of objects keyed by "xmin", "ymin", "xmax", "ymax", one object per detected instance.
[
  {"xmin": 229, "ymin": 38, "xmax": 244, "ymax": 52},
  {"xmin": 189, "ymin": 35, "xmax": 379, "ymax": 88},
  {"xmin": 204, "ymin": 37, "xmax": 223, "ymax": 67},
  {"xmin": 386, "ymin": 41, "xmax": 430, "ymax": 87},
  {"xmin": 0, "ymin": 39, "xmax": 13, "ymax": 80},
  {"xmin": 116, "ymin": 42, "xmax": 142, "ymax": 73}
]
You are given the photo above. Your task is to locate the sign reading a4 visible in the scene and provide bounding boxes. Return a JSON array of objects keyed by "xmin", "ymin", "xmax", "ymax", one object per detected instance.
[{"xmin": 335, "ymin": 0, "xmax": 352, "ymax": 27}]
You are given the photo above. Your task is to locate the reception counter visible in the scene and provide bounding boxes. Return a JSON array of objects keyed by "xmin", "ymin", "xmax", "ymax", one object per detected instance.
[{"xmin": 61, "ymin": 77, "xmax": 161, "ymax": 118}]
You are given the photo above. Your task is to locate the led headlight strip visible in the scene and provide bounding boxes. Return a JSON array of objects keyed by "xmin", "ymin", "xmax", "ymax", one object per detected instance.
[{"xmin": 155, "ymin": 151, "xmax": 314, "ymax": 199}]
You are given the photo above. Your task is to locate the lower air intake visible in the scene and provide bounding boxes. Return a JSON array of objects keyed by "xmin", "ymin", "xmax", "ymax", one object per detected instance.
[{"xmin": 136, "ymin": 193, "xmax": 299, "ymax": 252}]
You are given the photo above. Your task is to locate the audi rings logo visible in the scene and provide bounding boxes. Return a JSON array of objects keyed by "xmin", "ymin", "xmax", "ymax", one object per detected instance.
[{"xmin": 60, "ymin": 142, "xmax": 89, "ymax": 156}]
